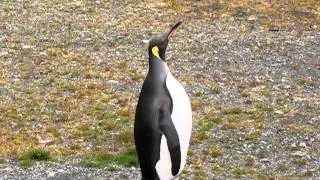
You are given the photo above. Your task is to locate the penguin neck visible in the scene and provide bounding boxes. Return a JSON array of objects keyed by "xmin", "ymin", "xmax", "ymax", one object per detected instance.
[
  {"xmin": 148, "ymin": 55, "xmax": 168, "ymax": 74},
  {"xmin": 146, "ymin": 55, "xmax": 169, "ymax": 87}
]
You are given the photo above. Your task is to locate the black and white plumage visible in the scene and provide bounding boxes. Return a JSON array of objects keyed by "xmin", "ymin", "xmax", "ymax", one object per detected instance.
[{"xmin": 134, "ymin": 21, "xmax": 192, "ymax": 180}]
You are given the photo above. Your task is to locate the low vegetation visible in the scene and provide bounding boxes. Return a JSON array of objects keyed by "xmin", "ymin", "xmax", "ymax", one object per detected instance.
[
  {"xmin": 18, "ymin": 148, "xmax": 51, "ymax": 168},
  {"xmin": 80, "ymin": 147, "xmax": 138, "ymax": 168}
]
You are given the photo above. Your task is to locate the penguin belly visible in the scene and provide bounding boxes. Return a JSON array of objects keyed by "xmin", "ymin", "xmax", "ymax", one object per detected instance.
[{"xmin": 155, "ymin": 65, "xmax": 192, "ymax": 180}]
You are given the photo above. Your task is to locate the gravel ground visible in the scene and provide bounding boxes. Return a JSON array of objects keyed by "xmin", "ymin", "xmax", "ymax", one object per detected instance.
[
  {"xmin": 0, "ymin": 159, "xmax": 141, "ymax": 180},
  {"xmin": 1, "ymin": 1, "xmax": 319, "ymax": 179}
]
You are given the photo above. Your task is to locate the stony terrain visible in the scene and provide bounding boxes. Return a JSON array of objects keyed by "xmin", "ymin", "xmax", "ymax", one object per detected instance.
[{"xmin": 0, "ymin": 0, "xmax": 319, "ymax": 179}]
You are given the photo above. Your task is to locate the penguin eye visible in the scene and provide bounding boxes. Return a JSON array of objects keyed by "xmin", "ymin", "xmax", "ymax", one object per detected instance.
[{"xmin": 151, "ymin": 46, "xmax": 161, "ymax": 59}]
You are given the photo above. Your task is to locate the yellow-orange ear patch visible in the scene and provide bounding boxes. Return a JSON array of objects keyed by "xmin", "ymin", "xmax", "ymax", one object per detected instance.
[{"xmin": 152, "ymin": 46, "xmax": 160, "ymax": 59}]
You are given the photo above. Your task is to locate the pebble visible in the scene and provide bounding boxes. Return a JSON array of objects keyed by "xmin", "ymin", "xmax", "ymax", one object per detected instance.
[
  {"xmin": 260, "ymin": 158, "xmax": 270, "ymax": 163},
  {"xmin": 291, "ymin": 151, "xmax": 306, "ymax": 157},
  {"xmin": 0, "ymin": 51, "xmax": 9, "ymax": 57},
  {"xmin": 248, "ymin": 15, "xmax": 257, "ymax": 21},
  {"xmin": 107, "ymin": 80, "xmax": 119, "ymax": 85},
  {"xmin": 299, "ymin": 142, "xmax": 307, "ymax": 148}
]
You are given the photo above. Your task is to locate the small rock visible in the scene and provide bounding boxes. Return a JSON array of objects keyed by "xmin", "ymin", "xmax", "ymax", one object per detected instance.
[
  {"xmin": 39, "ymin": 139, "xmax": 54, "ymax": 145},
  {"xmin": 141, "ymin": 39, "xmax": 150, "ymax": 44},
  {"xmin": 22, "ymin": 45, "xmax": 34, "ymax": 49},
  {"xmin": 299, "ymin": 142, "xmax": 307, "ymax": 148},
  {"xmin": 275, "ymin": 110, "xmax": 284, "ymax": 115},
  {"xmin": 260, "ymin": 141, "xmax": 267, "ymax": 145},
  {"xmin": 107, "ymin": 80, "xmax": 119, "ymax": 85},
  {"xmin": 57, "ymin": 169, "xmax": 65, "ymax": 173},
  {"xmin": 307, "ymin": 121, "xmax": 313, "ymax": 125},
  {"xmin": 284, "ymin": 85, "xmax": 291, "ymax": 89},
  {"xmin": 257, "ymin": 41, "xmax": 261, "ymax": 47},
  {"xmin": 47, "ymin": 170, "xmax": 56, "ymax": 177},
  {"xmin": 0, "ymin": 51, "xmax": 9, "ymax": 57},
  {"xmin": 39, "ymin": 51, "xmax": 48, "ymax": 57},
  {"xmin": 290, "ymin": 142, "xmax": 297, "ymax": 148},
  {"xmin": 248, "ymin": 15, "xmax": 257, "ymax": 21},
  {"xmin": 291, "ymin": 151, "xmax": 306, "ymax": 157},
  {"xmin": 260, "ymin": 158, "xmax": 270, "ymax": 163},
  {"xmin": 269, "ymin": 26, "xmax": 279, "ymax": 32},
  {"xmin": 3, "ymin": 167, "xmax": 12, "ymax": 172}
]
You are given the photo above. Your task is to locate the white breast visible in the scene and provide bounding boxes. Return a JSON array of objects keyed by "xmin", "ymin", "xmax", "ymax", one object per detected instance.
[{"xmin": 155, "ymin": 64, "xmax": 192, "ymax": 180}]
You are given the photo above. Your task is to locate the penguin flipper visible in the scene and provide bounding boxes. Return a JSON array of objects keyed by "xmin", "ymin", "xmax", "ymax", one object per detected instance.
[{"xmin": 159, "ymin": 108, "xmax": 181, "ymax": 176}]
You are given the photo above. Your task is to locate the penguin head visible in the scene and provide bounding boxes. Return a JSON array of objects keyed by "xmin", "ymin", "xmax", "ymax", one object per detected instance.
[{"xmin": 148, "ymin": 21, "xmax": 182, "ymax": 61}]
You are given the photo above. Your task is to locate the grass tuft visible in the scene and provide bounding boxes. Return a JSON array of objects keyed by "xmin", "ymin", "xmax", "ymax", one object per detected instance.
[
  {"xmin": 244, "ymin": 156, "xmax": 255, "ymax": 167},
  {"xmin": 211, "ymin": 83, "xmax": 220, "ymax": 94},
  {"xmin": 19, "ymin": 148, "xmax": 51, "ymax": 161},
  {"xmin": 209, "ymin": 146, "xmax": 223, "ymax": 158},
  {"xmin": 277, "ymin": 163, "xmax": 288, "ymax": 172},
  {"xmin": 212, "ymin": 163, "xmax": 225, "ymax": 172},
  {"xmin": 240, "ymin": 89, "xmax": 251, "ymax": 97},
  {"xmin": 194, "ymin": 131, "xmax": 209, "ymax": 142},
  {"xmin": 20, "ymin": 160, "xmax": 33, "ymax": 169},
  {"xmin": 233, "ymin": 6, "xmax": 251, "ymax": 18},
  {"xmin": 232, "ymin": 167, "xmax": 247, "ymax": 177},
  {"xmin": 117, "ymin": 128, "xmax": 134, "ymax": 144},
  {"xmin": 294, "ymin": 158, "xmax": 308, "ymax": 166},
  {"xmin": 81, "ymin": 147, "xmax": 139, "ymax": 168},
  {"xmin": 46, "ymin": 126, "xmax": 61, "ymax": 138},
  {"xmin": 211, "ymin": 117, "xmax": 222, "ymax": 124},
  {"xmin": 223, "ymin": 107, "xmax": 242, "ymax": 114}
]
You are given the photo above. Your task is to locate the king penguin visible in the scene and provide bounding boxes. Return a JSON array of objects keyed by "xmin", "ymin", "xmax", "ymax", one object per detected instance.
[{"xmin": 134, "ymin": 21, "xmax": 192, "ymax": 180}]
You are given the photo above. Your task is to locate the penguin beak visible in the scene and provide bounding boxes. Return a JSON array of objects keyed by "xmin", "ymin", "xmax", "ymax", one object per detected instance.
[{"xmin": 167, "ymin": 21, "xmax": 183, "ymax": 39}]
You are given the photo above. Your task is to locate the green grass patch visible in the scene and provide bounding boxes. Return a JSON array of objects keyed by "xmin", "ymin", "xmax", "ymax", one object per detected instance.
[
  {"xmin": 211, "ymin": 83, "xmax": 220, "ymax": 94},
  {"xmin": 117, "ymin": 128, "xmax": 134, "ymax": 144},
  {"xmin": 240, "ymin": 89, "xmax": 251, "ymax": 97},
  {"xmin": 191, "ymin": 99, "xmax": 203, "ymax": 111},
  {"xmin": 81, "ymin": 147, "xmax": 139, "ymax": 168},
  {"xmin": 194, "ymin": 131, "xmax": 209, "ymax": 142},
  {"xmin": 253, "ymin": 101, "xmax": 273, "ymax": 112},
  {"xmin": 19, "ymin": 148, "xmax": 51, "ymax": 161},
  {"xmin": 194, "ymin": 169, "xmax": 206, "ymax": 180},
  {"xmin": 0, "ymin": 159, "xmax": 5, "ymax": 164},
  {"xmin": 263, "ymin": 86, "xmax": 271, "ymax": 97},
  {"xmin": 211, "ymin": 117, "xmax": 222, "ymax": 124},
  {"xmin": 223, "ymin": 107, "xmax": 242, "ymax": 114},
  {"xmin": 208, "ymin": 146, "xmax": 223, "ymax": 158},
  {"xmin": 277, "ymin": 163, "xmax": 288, "ymax": 172},
  {"xmin": 212, "ymin": 163, "xmax": 225, "ymax": 173},
  {"xmin": 199, "ymin": 120, "xmax": 215, "ymax": 132},
  {"xmin": 19, "ymin": 159, "xmax": 33, "ymax": 169},
  {"xmin": 294, "ymin": 158, "xmax": 308, "ymax": 166},
  {"xmin": 232, "ymin": 167, "xmax": 247, "ymax": 177},
  {"xmin": 233, "ymin": 6, "xmax": 251, "ymax": 18},
  {"xmin": 243, "ymin": 130, "xmax": 262, "ymax": 140},
  {"xmin": 46, "ymin": 126, "xmax": 61, "ymax": 138}
]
